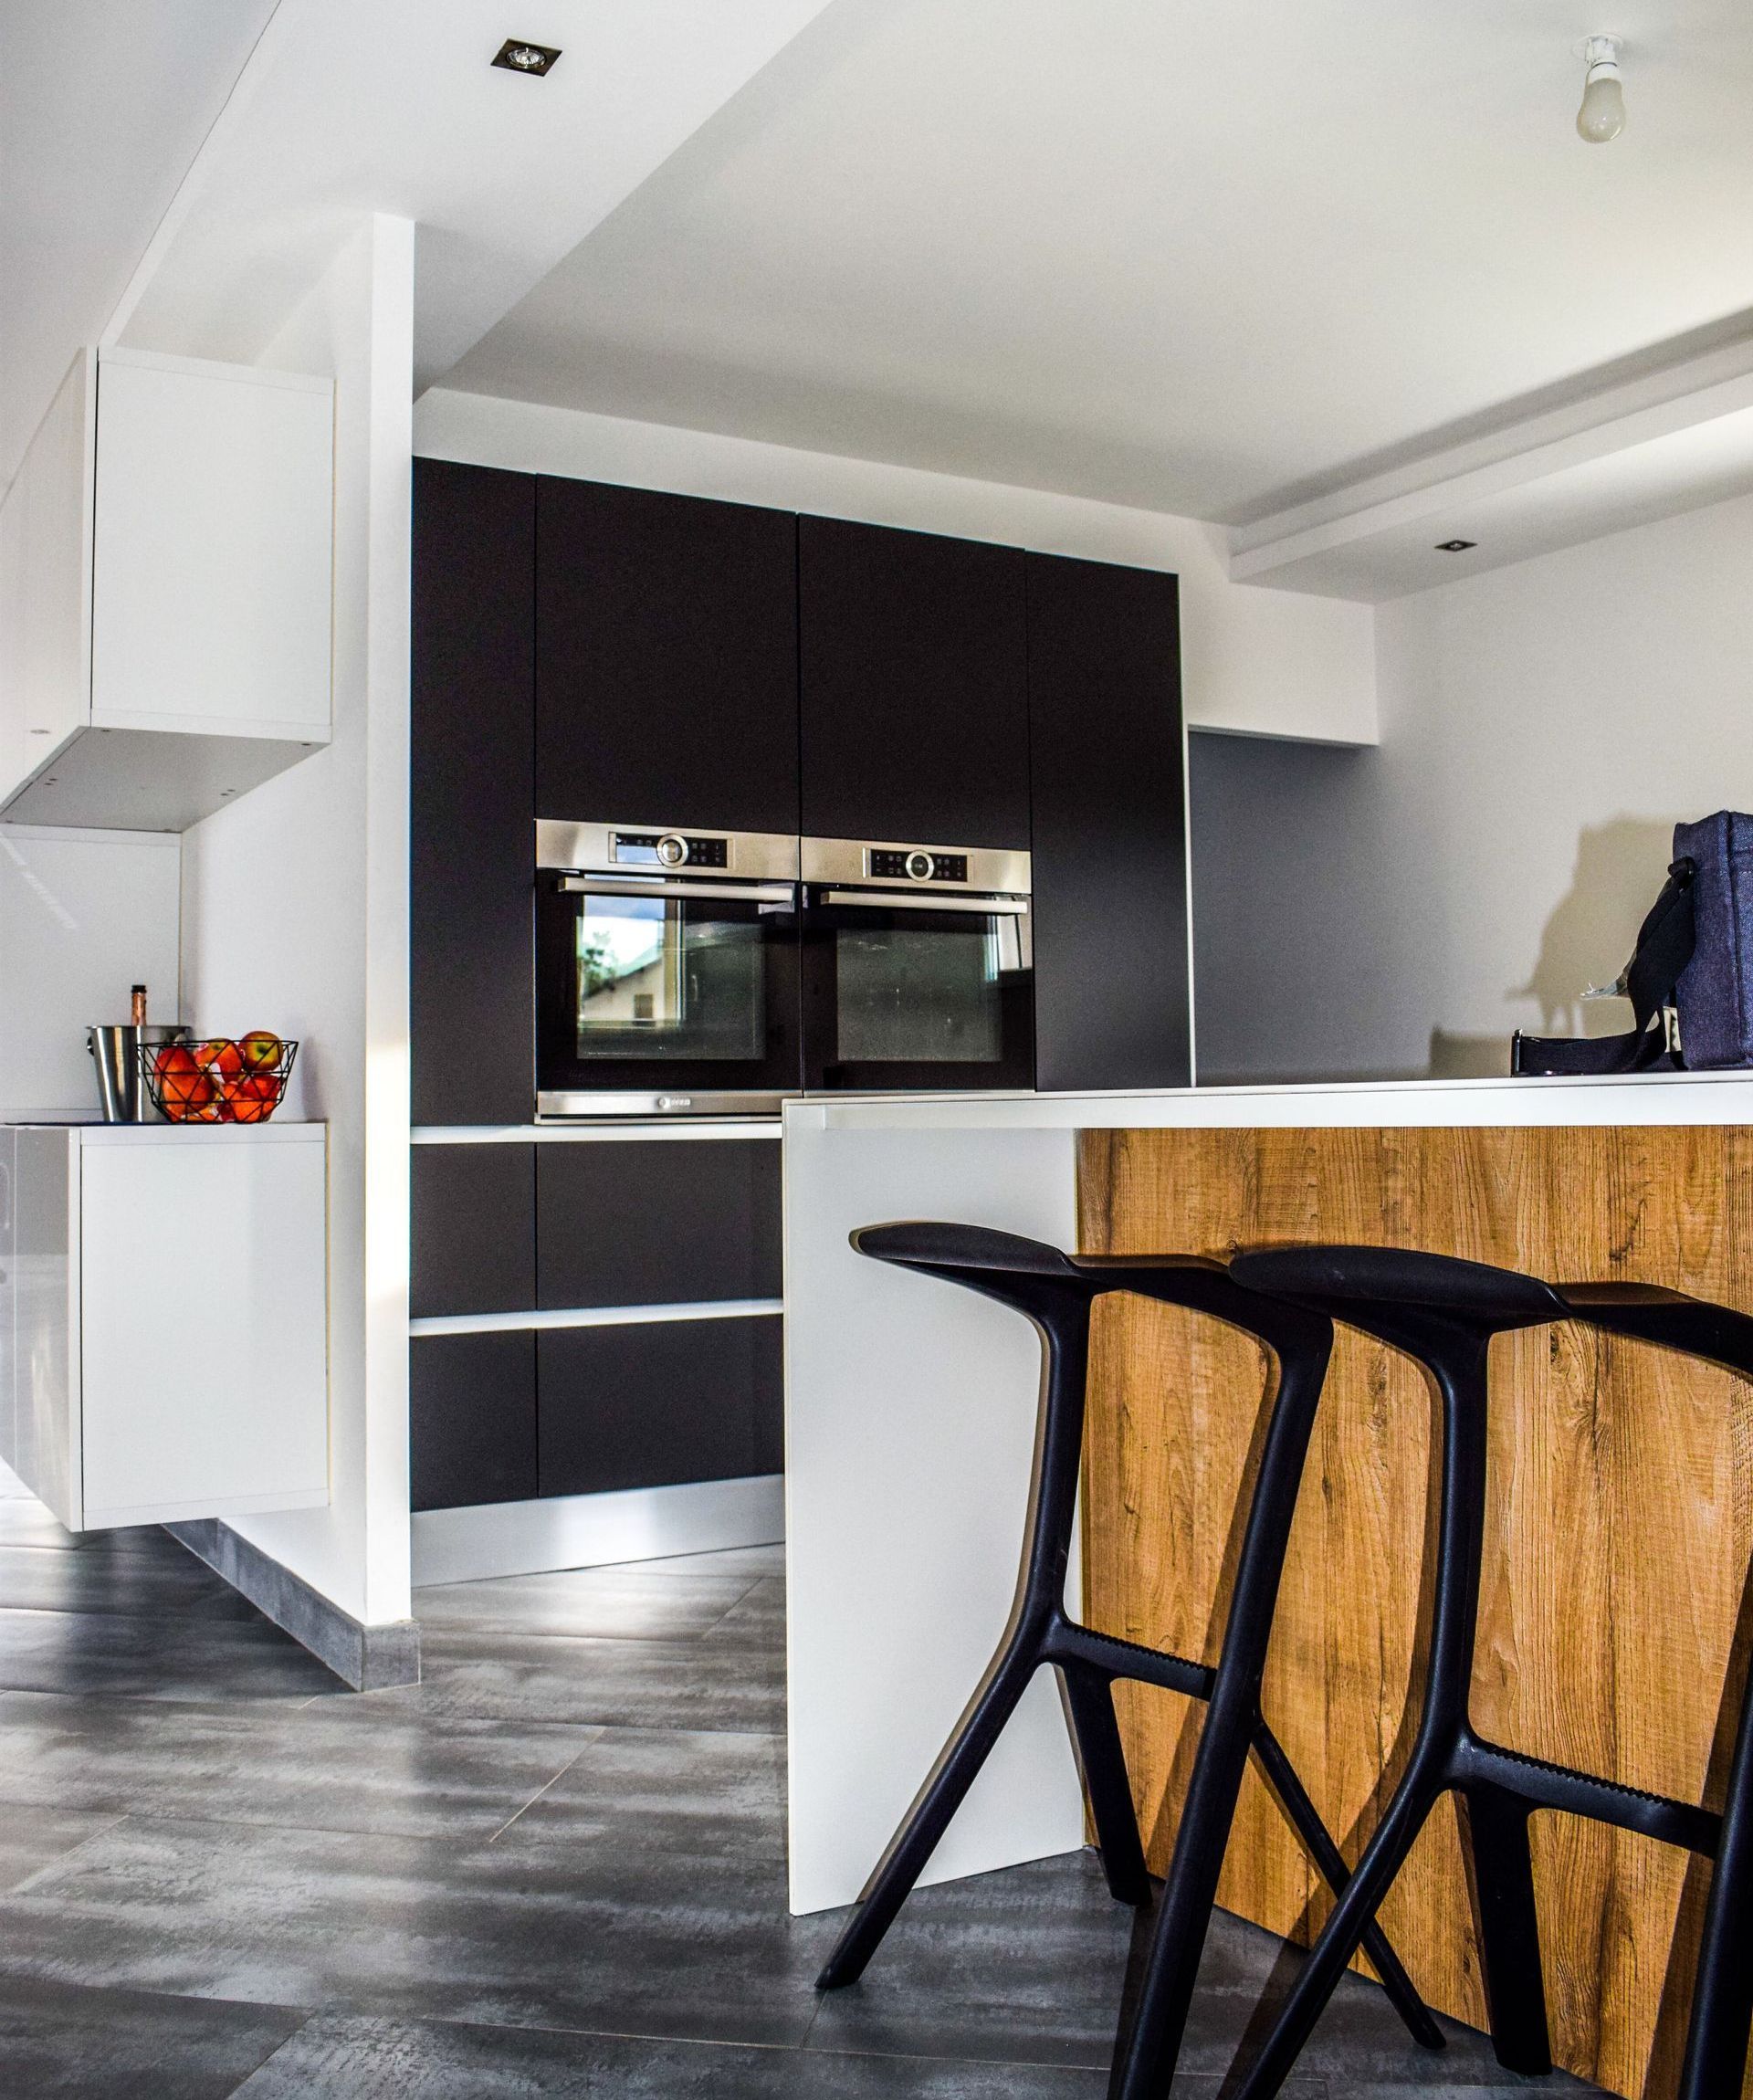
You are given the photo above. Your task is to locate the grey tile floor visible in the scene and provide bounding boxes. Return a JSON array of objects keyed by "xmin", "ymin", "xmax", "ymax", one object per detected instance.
[{"xmin": 0, "ymin": 1466, "xmax": 1602, "ymax": 2097}]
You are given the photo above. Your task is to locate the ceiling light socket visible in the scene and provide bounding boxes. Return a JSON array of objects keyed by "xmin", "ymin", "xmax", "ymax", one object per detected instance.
[
  {"xmin": 1435, "ymin": 540, "xmax": 1477, "ymax": 553},
  {"xmin": 492, "ymin": 38, "xmax": 561, "ymax": 77},
  {"xmin": 1576, "ymin": 35, "xmax": 1626, "ymax": 144}
]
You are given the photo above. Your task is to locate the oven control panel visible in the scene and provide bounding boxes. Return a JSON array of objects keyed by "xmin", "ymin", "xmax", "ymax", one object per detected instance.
[
  {"xmin": 868, "ymin": 848, "xmax": 969, "ymax": 883},
  {"xmin": 613, "ymin": 831, "xmax": 730, "ymax": 869}
]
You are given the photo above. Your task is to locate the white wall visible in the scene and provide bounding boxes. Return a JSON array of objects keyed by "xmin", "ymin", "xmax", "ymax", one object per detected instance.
[
  {"xmin": 0, "ymin": 824, "xmax": 181, "ymax": 1118},
  {"xmin": 413, "ymin": 387, "xmax": 1378, "ymax": 748},
  {"xmin": 1192, "ymin": 488, "xmax": 1753, "ymax": 1082},
  {"xmin": 179, "ymin": 214, "xmax": 414, "ymax": 1627}
]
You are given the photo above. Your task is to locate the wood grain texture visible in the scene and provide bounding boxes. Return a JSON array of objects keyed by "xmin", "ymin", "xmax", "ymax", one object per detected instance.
[{"xmin": 1077, "ymin": 1125, "xmax": 1753, "ymax": 2100}]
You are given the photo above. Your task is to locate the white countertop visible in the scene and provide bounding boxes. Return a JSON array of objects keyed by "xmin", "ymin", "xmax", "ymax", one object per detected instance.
[{"xmin": 785, "ymin": 1067, "xmax": 1753, "ymax": 1135}]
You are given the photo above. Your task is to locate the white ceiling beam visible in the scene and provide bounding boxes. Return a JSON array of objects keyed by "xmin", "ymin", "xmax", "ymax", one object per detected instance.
[{"xmin": 1231, "ymin": 329, "xmax": 1753, "ymax": 599}]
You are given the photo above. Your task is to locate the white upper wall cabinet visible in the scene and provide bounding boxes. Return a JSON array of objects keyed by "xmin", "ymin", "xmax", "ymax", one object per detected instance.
[{"xmin": 0, "ymin": 348, "xmax": 333, "ymax": 831}]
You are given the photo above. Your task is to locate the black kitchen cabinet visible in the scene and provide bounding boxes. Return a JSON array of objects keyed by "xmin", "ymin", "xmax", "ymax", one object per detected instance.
[
  {"xmin": 411, "ymin": 459, "xmax": 536, "ymax": 1126},
  {"xmin": 411, "ymin": 1144, "xmax": 535, "ymax": 1319},
  {"xmin": 536, "ymin": 478, "xmax": 799, "ymax": 835},
  {"xmin": 410, "ymin": 1331, "xmax": 537, "ymax": 1511},
  {"xmin": 537, "ymin": 1318, "xmax": 783, "ymax": 1496},
  {"xmin": 1027, "ymin": 552, "xmax": 1190, "ymax": 1091},
  {"xmin": 799, "ymin": 517, "xmax": 1029, "ymax": 848},
  {"xmin": 536, "ymin": 1139, "xmax": 781, "ymax": 1310}
]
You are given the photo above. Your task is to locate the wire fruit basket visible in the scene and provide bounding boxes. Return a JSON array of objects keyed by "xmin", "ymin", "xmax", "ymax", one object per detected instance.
[{"xmin": 140, "ymin": 1035, "xmax": 299, "ymax": 1124}]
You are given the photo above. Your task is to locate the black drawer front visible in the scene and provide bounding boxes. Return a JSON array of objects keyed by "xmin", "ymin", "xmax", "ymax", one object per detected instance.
[
  {"xmin": 411, "ymin": 1331, "xmax": 537, "ymax": 1512},
  {"xmin": 537, "ymin": 1318, "xmax": 782, "ymax": 1497},
  {"xmin": 411, "ymin": 1145, "xmax": 536, "ymax": 1318},
  {"xmin": 537, "ymin": 1140, "xmax": 781, "ymax": 1309}
]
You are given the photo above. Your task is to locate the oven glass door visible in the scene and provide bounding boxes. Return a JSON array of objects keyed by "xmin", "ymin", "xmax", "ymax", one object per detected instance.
[
  {"xmin": 801, "ymin": 890, "xmax": 1034, "ymax": 1091},
  {"xmin": 537, "ymin": 877, "xmax": 800, "ymax": 1100}
]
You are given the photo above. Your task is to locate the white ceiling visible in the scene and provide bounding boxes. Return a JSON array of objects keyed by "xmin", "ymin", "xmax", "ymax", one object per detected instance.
[
  {"xmin": 0, "ymin": 0, "xmax": 279, "ymax": 486},
  {"xmin": 444, "ymin": 0, "xmax": 1753, "ymax": 525},
  {"xmin": 114, "ymin": 0, "xmax": 835, "ymax": 392}
]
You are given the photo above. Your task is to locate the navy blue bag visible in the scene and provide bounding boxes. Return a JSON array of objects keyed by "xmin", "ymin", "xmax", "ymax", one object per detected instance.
[{"xmin": 1512, "ymin": 811, "xmax": 1753, "ymax": 1075}]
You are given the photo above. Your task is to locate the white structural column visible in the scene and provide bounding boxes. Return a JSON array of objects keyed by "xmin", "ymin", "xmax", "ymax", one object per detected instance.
[
  {"xmin": 782, "ymin": 1101, "xmax": 1085, "ymax": 1916},
  {"xmin": 179, "ymin": 214, "xmax": 415, "ymax": 1630}
]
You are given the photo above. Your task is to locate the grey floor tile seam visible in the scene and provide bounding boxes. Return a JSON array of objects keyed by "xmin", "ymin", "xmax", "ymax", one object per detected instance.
[
  {"xmin": 3, "ymin": 1808, "xmax": 130, "ymax": 1894},
  {"xmin": 486, "ymin": 1731, "xmax": 610, "ymax": 1843},
  {"xmin": 695, "ymin": 1573, "xmax": 783, "ymax": 1638}
]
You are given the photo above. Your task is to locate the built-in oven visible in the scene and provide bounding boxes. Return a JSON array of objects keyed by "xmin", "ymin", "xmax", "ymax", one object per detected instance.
[
  {"xmin": 536, "ymin": 821, "xmax": 801, "ymax": 1118},
  {"xmin": 799, "ymin": 837, "xmax": 1034, "ymax": 1093}
]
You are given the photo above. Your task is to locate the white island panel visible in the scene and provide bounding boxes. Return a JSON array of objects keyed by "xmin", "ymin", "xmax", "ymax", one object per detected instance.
[{"xmin": 783, "ymin": 1110, "xmax": 1084, "ymax": 1916}]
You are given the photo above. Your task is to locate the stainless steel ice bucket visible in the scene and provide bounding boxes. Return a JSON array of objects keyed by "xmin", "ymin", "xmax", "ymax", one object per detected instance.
[{"xmin": 87, "ymin": 1024, "xmax": 188, "ymax": 1123}]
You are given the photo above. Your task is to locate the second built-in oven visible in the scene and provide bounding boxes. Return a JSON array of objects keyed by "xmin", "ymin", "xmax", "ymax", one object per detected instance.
[
  {"xmin": 799, "ymin": 837, "xmax": 1034, "ymax": 1093},
  {"xmin": 536, "ymin": 821, "xmax": 801, "ymax": 1118}
]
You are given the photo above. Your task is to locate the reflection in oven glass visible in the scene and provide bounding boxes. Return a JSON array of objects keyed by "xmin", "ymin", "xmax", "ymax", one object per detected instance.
[
  {"xmin": 836, "ymin": 923, "xmax": 1003, "ymax": 1064},
  {"xmin": 575, "ymin": 896, "xmax": 764, "ymax": 1060}
]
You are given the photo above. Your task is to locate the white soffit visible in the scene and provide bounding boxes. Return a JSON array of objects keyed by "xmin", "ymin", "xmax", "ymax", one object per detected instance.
[
  {"xmin": 111, "ymin": 0, "xmax": 835, "ymax": 383},
  {"xmin": 1230, "ymin": 334, "xmax": 1753, "ymax": 599}
]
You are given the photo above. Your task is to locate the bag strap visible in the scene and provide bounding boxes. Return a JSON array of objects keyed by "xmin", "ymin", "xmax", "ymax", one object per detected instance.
[{"xmin": 1511, "ymin": 856, "xmax": 1697, "ymax": 1076}]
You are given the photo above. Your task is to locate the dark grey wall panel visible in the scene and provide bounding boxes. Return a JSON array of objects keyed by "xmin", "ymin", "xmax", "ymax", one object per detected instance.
[
  {"xmin": 537, "ymin": 1317, "xmax": 781, "ymax": 1496},
  {"xmin": 1027, "ymin": 552, "xmax": 1189, "ymax": 1091},
  {"xmin": 1187, "ymin": 730, "xmax": 1422, "ymax": 1086},
  {"xmin": 410, "ymin": 1145, "xmax": 535, "ymax": 1318},
  {"xmin": 410, "ymin": 458, "xmax": 536, "ymax": 1126},
  {"xmin": 536, "ymin": 1140, "xmax": 781, "ymax": 1309},
  {"xmin": 410, "ymin": 1331, "xmax": 537, "ymax": 1512}
]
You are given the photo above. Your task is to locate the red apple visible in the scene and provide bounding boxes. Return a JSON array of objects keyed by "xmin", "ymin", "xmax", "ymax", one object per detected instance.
[
  {"xmin": 225, "ymin": 1074, "xmax": 280, "ymax": 1124},
  {"xmin": 238, "ymin": 1030, "xmax": 284, "ymax": 1073},
  {"xmin": 194, "ymin": 1037, "xmax": 244, "ymax": 1079}
]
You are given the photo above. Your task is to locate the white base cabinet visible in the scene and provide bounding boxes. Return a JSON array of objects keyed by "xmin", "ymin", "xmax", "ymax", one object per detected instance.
[{"xmin": 0, "ymin": 1122, "xmax": 330, "ymax": 1531}]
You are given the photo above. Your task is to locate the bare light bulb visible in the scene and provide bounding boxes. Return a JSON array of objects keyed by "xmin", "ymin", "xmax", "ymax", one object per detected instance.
[{"xmin": 1577, "ymin": 36, "xmax": 1626, "ymax": 143}]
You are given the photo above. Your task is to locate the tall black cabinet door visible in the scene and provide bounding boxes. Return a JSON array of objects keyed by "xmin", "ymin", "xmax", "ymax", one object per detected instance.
[
  {"xmin": 536, "ymin": 479, "xmax": 799, "ymax": 834},
  {"xmin": 799, "ymin": 517, "xmax": 1029, "ymax": 848},
  {"xmin": 1027, "ymin": 553, "xmax": 1190, "ymax": 1091},
  {"xmin": 411, "ymin": 459, "xmax": 536, "ymax": 1126}
]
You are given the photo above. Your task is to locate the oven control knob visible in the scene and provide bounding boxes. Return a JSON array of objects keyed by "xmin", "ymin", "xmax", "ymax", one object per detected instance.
[
  {"xmin": 656, "ymin": 834, "xmax": 689, "ymax": 867},
  {"xmin": 905, "ymin": 850, "xmax": 934, "ymax": 881}
]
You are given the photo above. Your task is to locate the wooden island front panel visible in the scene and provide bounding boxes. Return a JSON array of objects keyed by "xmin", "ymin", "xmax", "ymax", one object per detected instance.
[{"xmin": 1077, "ymin": 1124, "xmax": 1753, "ymax": 2100}]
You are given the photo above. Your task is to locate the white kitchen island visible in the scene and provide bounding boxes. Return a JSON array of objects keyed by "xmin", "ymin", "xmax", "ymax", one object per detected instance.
[{"xmin": 781, "ymin": 1067, "xmax": 1753, "ymax": 1921}]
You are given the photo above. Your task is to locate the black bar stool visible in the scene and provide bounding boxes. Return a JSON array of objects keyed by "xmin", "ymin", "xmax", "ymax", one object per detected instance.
[
  {"xmin": 814, "ymin": 1221, "xmax": 1441, "ymax": 2059},
  {"xmin": 1116, "ymin": 1244, "xmax": 1753, "ymax": 2100}
]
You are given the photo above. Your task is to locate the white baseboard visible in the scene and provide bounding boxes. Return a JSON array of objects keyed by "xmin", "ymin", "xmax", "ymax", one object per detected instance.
[{"xmin": 411, "ymin": 1474, "xmax": 784, "ymax": 1587}]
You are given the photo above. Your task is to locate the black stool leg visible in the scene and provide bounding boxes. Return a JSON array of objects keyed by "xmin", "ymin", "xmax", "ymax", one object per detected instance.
[
  {"xmin": 816, "ymin": 1635, "xmax": 1044, "ymax": 1989},
  {"xmin": 1061, "ymin": 1664, "xmax": 1153, "ymax": 1906},
  {"xmin": 1213, "ymin": 1326, "xmax": 1496, "ymax": 2100},
  {"xmin": 1112, "ymin": 1324, "xmax": 1368, "ymax": 2100},
  {"xmin": 1251, "ymin": 1722, "xmax": 1443, "ymax": 2050},
  {"xmin": 1462, "ymin": 1785, "xmax": 1552, "ymax": 2074},
  {"xmin": 1678, "ymin": 1664, "xmax": 1753, "ymax": 2100}
]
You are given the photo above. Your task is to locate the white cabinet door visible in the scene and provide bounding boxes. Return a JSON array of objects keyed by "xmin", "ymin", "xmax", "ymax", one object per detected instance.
[
  {"xmin": 0, "ymin": 354, "xmax": 93, "ymax": 802},
  {"xmin": 90, "ymin": 352, "xmax": 333, "ymax": 738},
  {"xmin": 78, "ymin": 1129, "xmax": 329, "ymax": 1528},
  {"xmin": 12, "ymin": 1129, "xmax": 78, "ymax": 1528}
]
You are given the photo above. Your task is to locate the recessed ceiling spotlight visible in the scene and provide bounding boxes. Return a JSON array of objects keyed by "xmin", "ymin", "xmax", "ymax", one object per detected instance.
[
  {"xmin": 1435, "ymin": 540, "xmax": 1477, "ymax": 553},
  {"xmin": 492, "ymin": 38, "xmax": 561, "ymax": 77},
  {"xmin": 1576, "ymin": 35, "xmax": 1626, "ymax": 143}
]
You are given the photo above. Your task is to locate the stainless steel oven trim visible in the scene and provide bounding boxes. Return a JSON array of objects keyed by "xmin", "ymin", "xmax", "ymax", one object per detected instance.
[
  {"xmin": 538, "ymin": 819, "xmax": 800, "ymax": 880},
  {"xmin": 560, "ymin": 876, "xmax": 798, "ymax": 905},
  {"xmin": 801, "ymin": 835, "xmax": 1030, "ymax": 895},
  {"xmin": 814, "ymin": 888, "xmax": 1027, "ymax": 914},
  {"xmin": 537, "ymin": 1090, "xmax": 790, "ymax": 1120}
]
